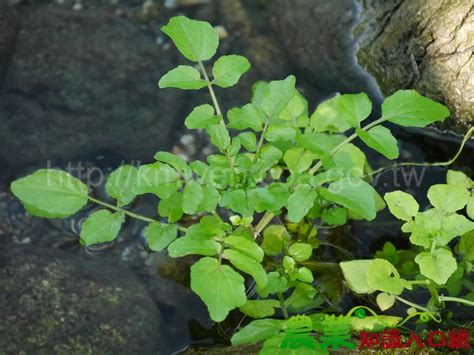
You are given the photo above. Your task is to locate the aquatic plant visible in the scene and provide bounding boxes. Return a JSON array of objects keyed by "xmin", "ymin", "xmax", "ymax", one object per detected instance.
[{"xmin": 10, "ymin": 15, "xmax": 474, "ymax": 352}]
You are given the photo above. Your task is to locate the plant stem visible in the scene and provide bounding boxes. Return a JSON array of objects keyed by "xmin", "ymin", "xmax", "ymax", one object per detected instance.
[
  {"xmin": 254, "ymin": 120, "xmax": 270, "ymax": 163},
  {"xmin": 255, "ymin": 212, "xmax": 275, "ymax": 235},
  {"xmin": 88, "ymin": 196, "xmax": 188, "ymax": 232},
  {"xmin": 408, "ymin": 280, "xmax": 430, "ymax": 286},
  {"xmin": 439, "ymin": 296, "xmax": 474, "ymax": 307},
  {"xmin": 277, "ymin": 293, "xmax": 289, "ymax": 319},
  {"xmin": 308, "ymin": 116, "xmax": 388, "ymax": 175},
  {"xmin": 395, "ymin": 295, "xmax": 431, "ymax": 313},
  {"xmin": 198, "ymin": 61, "xmax": 222, "ymax": 116},
  {"xmin": 427, "ymin": 280, "xmax": 441, "ymax": 306}
]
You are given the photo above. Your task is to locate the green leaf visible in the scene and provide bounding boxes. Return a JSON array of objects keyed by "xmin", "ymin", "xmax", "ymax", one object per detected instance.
[
  {"xmin": 376, "ymin": 293, "xmax": 396, "ymax": 311},
  {"xmin": 182, "ymin": 180, "xmax": 204, "ymax": 214},
  {"xmin": 283, "ymin": 283, "xmax": 317, "ymax": 309},
  {"xmin": 265, "ymin": 126, "xmax": 296, "ymax": 142},
  {"xmin": 287, "ymin": 184, "xmax": 317, "ymax": 223},
  {"xmin": 184, "ymin": 104, "xmax": 221, "ymax": 129},
  {"xmin": 436, "ymin": 213, "xmax": 474, "ymax": 246},
  {"xmin": 262, "ymin": 225, "xmax": 289, "ymax": 256},
  {"xmin": 105, "ymin": 165, "xmax": 138, "ymax": 206},
  {"xmin": 223, "ymin": 249, "xmax": 267, "ymax": 288},
  {"xmin": 427, "ymin": 184, "xmax": 470, "ymax": 213},
  {"xmin": 133, "ymin": 163, "xmax": 181, "ymax": 199},
  {"xmin": 256, "ymin": 76, "xmax": 297, "ymax": 118},
  {"xmin": 467, "ymin": 195, "xmax": 474, "ymax": 220},
  {"xmin": 351, "ymin": 315, "xmax": 402, "ymax": 332},
  {"xmin": 279, "ymin": 92, "xmax": 306, "ymax": 120},
  {"xmin": 340, "ymin": 260, "xmax": 375, "ymax": 294},
  {"xmin": 409, "ymin": 209, "xmax": 442, "ymax": 248},
  {"xmin": 80, "ymin": 210, "xmax": 124, "ymax": 246},
  {"xmin": 198, "ymin": 185, "xmax": 221, "ymax": 212},
  {"xmin": 191, "ymin": 257, "xmax": 247, "ymax": 322},
  {"xmin": 231, "ymin": 319, "xmax": 285, "ymax": 345},
  {"xmin": 143, "ymin": 222, "xmax": 177, "ymax": 251},
  {"xmin": 239, "ymin": 300, "xmax": 280, "ymax": 319},
  {"xmin": 168, "ymin": 237, "xmax": 221, "ymax": 257},
  {"xmin": 321, "ymin": 207, "xmax": 347, "ymax": 226},
  {"xmin": 384, "ymin": 191, "xmax": 419, "ymax": 221},
  {"xmin": 220, "ymin": 189, "xmax": 252, "ymax": 217},
  {"xmin": 357, "ymin": 126, "xmax": 399, "ymax": 159},
  {"xmin": 458, "ymin": 230, "xmax": 474, "ymax": 261},
  {"xmin": 154, "ymin": 151, "xmax": 192, "ymax": 180},
  {"xmin": 225, "ymin": 235, "xmax": 264, "ymax": 262},
  {"xmin": 11, "ymin": 169, "xmax": 88, "ymax": 219},
  {"xmin": 382, "ymin": 90, "xmax": 450, "ymax": 127},
  {"xmin": 310, "ymin": 95, "xmax": 353, "ymax": 133},
  {"xmin": 250, "ymin": 183, "xmax": 289, "ymax": 213},
  {"xmin": 415, "ymin": 249, "xmax": 457, "ymax": 285},
  {"xmin": 158, "ymin": 191, "xmax": 183, "ymax": 223},
  {"xmin": 212, "ymin": 55, "xmax": 251, "ymax": 88},
  {"xmin": 335, "ymin": 93, "xmax": 372, "ymax": 128},
  {"xmin": 158, "ymin": 65, "xmax": 207, "ymax": 90},
  {"xmin": 283, "ymin": 148, "xmax": 314, "ymax": 174},
  {"xmin": 367, "ymin": 259, "xmax": 409, "ymax": 295},
  {"xmin": 447, "ymin": 170, "xmax": 472, "ymax": 190},
  {"xmin": 297, "ymin": 267, "xmax": 314, "ymax": 283},
  {"xmin": 320, "ymin": 177, "xmax": 377, "ymax": 221},
  {"xmin": 264, "ymin": 272, "xmax": 288, "ymax": 295},
  {"xmin": 207, "ymin": 121, "xmax": 231, "ymax": 151},
  {"xmin": 238, "ymin": 132, "xmax": 257, "ymax": 152},
  {"xmin": 162, "ymin": 16, "xmax": 219, "ymax": 62},
  {"xmin": 288, "ymin": 243, "xmax": 313, "ymax": 262},
  {"xmin": 227, "ymin": 104, "xmax": 264, "ymax": 131}
]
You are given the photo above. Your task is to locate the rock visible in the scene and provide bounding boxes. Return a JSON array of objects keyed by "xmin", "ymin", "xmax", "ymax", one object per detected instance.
[
  {"xmin": 0, "ymin": 244, "xmax": 162, "ymax": 353},
  {"xmin": 0, "ymin": 0, "xmax": 19, "ymax": 91},
  {"xmin": 355, "ymin": 0, "xmax": 473, "ymax": 134},
  {"xmin": 0, "ymin": 4, "xmax": 184, "ymax": 173}
]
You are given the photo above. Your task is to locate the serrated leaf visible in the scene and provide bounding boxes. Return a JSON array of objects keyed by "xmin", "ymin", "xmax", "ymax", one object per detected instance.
[
  {"xmin": 223, "ymin": 249, "xmax": 267, "ymax": 288},
  {"xmin": 335, "ymin": 93, "xmax": 372, "ymax": 128},
  {"xmin": 191, "ymin": 257, "xmax": 247, "ymax": 322},
  {"xmin": 143, "ymin": 222, "xmax": 177, "ymax": 251},
  {"xmin": 239, "ymin": 300, "xmax": 280, "ymax": 319},
  {"xmin": 287, "ymin": 184, "xmax": 317, "ymax": 223},
  {"xmin": 212, "ymin": 55, "xmax": 251, "ymax": 88},
  {"xmin": 382, "ymin": 90, "xmax": 450, "ymax": 127},
  {"xmin": 367, "ymin": 259, "xmax": 409, "ymax": 295},
  {"xmin": 158, "ymin": 65, "xmax": 207, "ymax": 90},
  {"xmin": 384, "ymin": 191, "xmax": 419, "ymax": 221},
  {"xmin": 427, "ymin": 184, "xmax": 470, "ymax": 213},
  {"xmin": 227, "ymin": 104, "xmax": 264, "ymax": 131},
  {"xmin": 288, "ymin": 243, "xmax": 313, "ymax": 262},
  {"xmin": 279, "ymin": 92, "xmax": 306, "ymax": 120},
  {"xmin": 225, "ymin": 235, "xmax": 264, "ymax": 262},
  {"xmin": 320, "ymin": 177, "xmax": 377, "ymax": 221},
  {"xmin": 255, "ymin": 75, "xmax": 297, "ymax": 118},
  {"xmin": 231, "ymin": 319, "xmax": 285, "ymax": 345},
  {"xmin": 376, "ymin": 293, "xmax": 396, "ymax": 311},
  {"xmin": 340, "ymin": 260, "xmax": 375, "ymax": 294},
  {"xmin": 80, "ymin": 210, "xmax": 124, "ymax": 246},
  {"xmin": 168, "ymin": 237, "xmax": 221, "ymax": 257},
  {"xmin": 105, "ymin": 165, "xmax": 138, "ymax": 206},
  {"xmin": 310, "ymin": 95, "xmax": 353, "ymax": 133},
  {"xmin": 162, "ymin": 16, "xmax": 219, "ymax": 62},
  {"xmin": 415, "ymin": 249, "xmax": 457, "ymax": 285},
  {"xmin": 184, "ymin": 104, "xmax": 221, "ymax": 129},
  {"xmin": 11, "ymin": 169, "xmax": 88, "ymax": 219},
  {"xmin": 182, "ymin": 180, "xmax": 204, "ymax": 214},
  {"xmin": 357, "ymin": 126, "xmax": 399, "ymax": 159}
]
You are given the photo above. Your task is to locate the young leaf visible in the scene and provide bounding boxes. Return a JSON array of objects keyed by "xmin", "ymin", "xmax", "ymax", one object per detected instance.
[
  {"xmin": 133, "ymin": 163, "xmax": 181, "ymax": 199},
  {"xmin": 158, "ymin": 65, "xmax": 207, "ymax": 90},
  {"xmin": 384, "ymin": 191, "xmax": 419, "ymax": 221},
  {"xmin": 376, "ymin": 293, "xmax": 396, "ymax": 312},
  {"xmin": 162, "ymin": 16, "xmax": 219, "ymax": 62},
  {"xmin": 212, "ymin": 55, "xmax": 251, "ymax": 88},
  {"xmin": 436, "ymin": 213, "xmax": 474, "ymax": 246},
  {"xmin": 191, "ymin": 257, "xmax": 247, "ymax": 322},
  {"xmin": 184, "ymin": 104, "xmax": 221, "ymax": 129},
  {"xmin": 225, "ymin": 235, "xmax": 264, "ymax": 262},
  {"xmin": 415, "ymin": 249, "xmax": 457, "ymax": 285},
  {"xmin": 340, "ymin": 260, "xmax": 376, "ymax": 294},
  {"xmin": 154, "ymin": 151, "xmax": 193, "ymax": 180},
  {"xmin": 143, "ymin": 222, "xmax": 178, "ymax": 252},
  {"xmin": 320, "ymin": 177, "xmax": 377, "ymax": 221},
  {"xmin": 310, "ymin": 95, "xmax": 352, "ymax": 133},
  {"xmin": 321, "ymin": 207, "xmax": 347, "ymax": 226},
  {"xmin": 11, "ymin": 169, "xmax": 89, "ymax": 219},
  {"xmin": 283, "ymin": 283, "xmax": 317, "ymax": 309},
  {"xmin": 264, "ymin": 126, "xmax": 296, "ymax": 142},
  {"xmin": 287, "ymin": 184, "xmax": 317, "ymax": 223},
  {"xmin": 382, "ymin": 90, "xmax": 450, "ymax": 127},
  {"xmin": 284, "ymin": 148, "xmax": 314, "ymax": 174},
  {"xmin": 262, "ymin": 225, "xmax": 289, "ymax": 256},
  {"xmin": 182, "ymin": 180, "xmax": 204, "ymax": 214},
  {"xmin": 336, "ymin": 93, "xmax": 372, "ymax": 128},
  {"xmin": 279, "ymin": 92, "xmax": 306, "ymax": 120},
  {"xmin": 288, "ymin": 243, "xmax": 313, "ymax": 262},
  {"xmin": 223, "ymin": 249, "xmax": 268, "ymax": 288},
  {"xmin": 356, "ymin": 126, "xmax": 399, "ymax": 159},
  {"xmin": 207, "ymin": 121, "xmax": 231, "ymax": 151},
  {"xmin": 446, "ymin": 170, "xmax": 472, "ymax": 190},
  {"xmin": 367, "ymin": 259, "xmax": 409, "ymax": 295},
  {"xmin": 238, "ymin": 132, "xmax": 258, "ymax": 152},
  {"xmin": 168, "ymin": 237, "xmax": 221, "ymax": 257},
  {"xmin": 297, "ymin": 267, "xmax": 314, "ymax": 283},
  {"xmin": 256, "ymin": 75, "xmax": 297, "ymax": 118},
  {"xmin": 105, "ymin": 165, "xmax": 138, "ymax": 206},
  {"xmin": 227, "ymin": 104, "xmax": 264, "ymax": 131},
  {"xmin": 80, "ymin": 210, "xmax": 124, "ymax": 246},
  {"xmin": 239, "ymin": 300, "xmax": 280, "ymax": 319},
  {"xmin": 250, "ymin": 183, "xmax": 289, "ymax": 213},
  {"xmin": 158, "ymin": 191, "xmax": 183, "ymax": 223},
  {"xmin": 231, "ymin": 319, "xmax": 285, "ymax": 345},
  {"xmin": 220, "ymin": 189, "xmax": 252, "ymax": 217},
  {"xmin": 198, "ymin": 185, "xmax": 221, "ymax": 212},
  {"xmin": 427, "ymin": 184, "xmax": 470, "ymax": 213}
]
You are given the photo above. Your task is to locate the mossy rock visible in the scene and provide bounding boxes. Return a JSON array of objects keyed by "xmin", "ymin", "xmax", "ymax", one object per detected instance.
[{"xmin": 0, "ymin": 244, "xmax": 162, "ymax": 353}]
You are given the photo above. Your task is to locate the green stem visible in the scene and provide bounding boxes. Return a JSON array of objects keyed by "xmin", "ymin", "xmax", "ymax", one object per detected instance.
[
  {"xmin": 212, "ymin": 211, "xmax": 225, "ymax": 223},
  {"xmin": 254, "ymin": 119, "xmax": 270, "ymax": 163},
  {"xmin": 88, "ymin": 196, "xmax": 187, "ymax": 232},
  {"xmin": 308, "ymin": 116, "xmax": 388, "ymax": 175},
  {"xmin": 255, "ymin": 212, "xmax": 275, "ymax": 235},
  {"xmin": 198, "ymin": 61, "xmax": 222, "ymax": 116},
  {"xmin": 395, "ymin": 295, "xmax": 431, "ymax": 313},
  {"xmin": 408, "ymin": 280, "xmax": 430, "ymax": 286},
  {"xmin": 277, "ymin": 293, "xmax": 289, "ymax": 319},
  {"xmin": 427, "ymin": 280, "xmax": 441, "ymax": 306},
  {"xmin": 439, "ymin": 296, "xmax": 474, "ymax": 307}
]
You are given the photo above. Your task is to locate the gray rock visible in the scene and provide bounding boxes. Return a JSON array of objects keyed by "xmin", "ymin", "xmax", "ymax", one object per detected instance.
[
  {"xmin": 0, "ymin": 0, "xmax": 19, "ymax": 91},
  {"xmin": 0, "ymin": 244, "xmax": 162, "ymax": 354},
  {"xmin": 0, "ymin": 4, "xmax": 184, "ymax": 172},
  {"xmin": 355, "ymin": 0, "xmax": 473, "ymax": 134}
]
